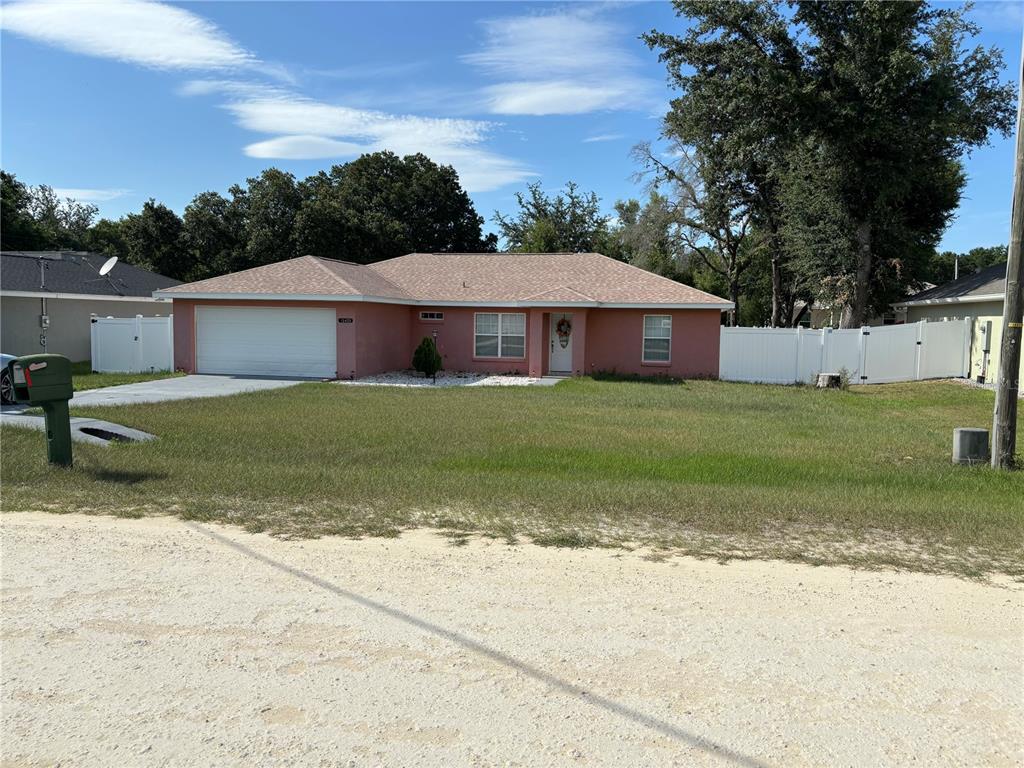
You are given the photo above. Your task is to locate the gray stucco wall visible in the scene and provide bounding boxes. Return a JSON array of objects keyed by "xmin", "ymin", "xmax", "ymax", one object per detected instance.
[
  {"xmin": 905, "ymin": 300, "xmax": 1004, "ymax": 323},
  {"xmin": 1, "ymin": 295, "xmax": 172, "ymax": 363}
]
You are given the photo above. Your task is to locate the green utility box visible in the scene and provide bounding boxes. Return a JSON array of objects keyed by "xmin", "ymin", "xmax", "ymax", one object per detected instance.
[{"xmin": 7, "ymin": 354, "xmax": 74, "ymax": 467}]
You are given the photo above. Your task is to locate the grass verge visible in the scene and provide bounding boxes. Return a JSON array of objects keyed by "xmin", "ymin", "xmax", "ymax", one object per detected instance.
[
  {"xmin": 71, "ymin": 361, "xmax": 185, "ymax": 392},
  {"xmin": 2, "ymin": 378, "xmax": 1021, "ymax": 577}
]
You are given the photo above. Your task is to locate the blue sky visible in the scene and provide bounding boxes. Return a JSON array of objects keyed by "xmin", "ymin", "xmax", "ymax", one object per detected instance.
[{"xmin": 1, "ymin": 1, "xmax": 1020, "ymax": 252}]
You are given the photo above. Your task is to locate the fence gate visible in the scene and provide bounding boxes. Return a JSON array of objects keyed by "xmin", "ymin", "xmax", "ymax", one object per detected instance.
[
  {"xmin": 720, "ymin": 319, "xmax": 971, "ymax": 385},
  {"xmin": 90, "ymin": 314, "xmax": 174, "ymax": 373}
]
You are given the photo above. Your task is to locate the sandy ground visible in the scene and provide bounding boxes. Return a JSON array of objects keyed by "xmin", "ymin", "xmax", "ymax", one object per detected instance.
[{"xmin": 1, "ymin": 513, "xmax": 1021, "ymax": 767}]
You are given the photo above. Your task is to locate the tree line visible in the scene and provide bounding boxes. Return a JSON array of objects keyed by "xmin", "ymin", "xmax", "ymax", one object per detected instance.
[
  {"xmin": 1, "ymin": 2, "xmax": 1013, "ymax": 325},
  {"xmin": 1, "ymin": 152, "xmax": 496, "ymax": 282},
  {"xmin": 630, "ymin": 0, "xmax": 1014, "ymax": 327}
]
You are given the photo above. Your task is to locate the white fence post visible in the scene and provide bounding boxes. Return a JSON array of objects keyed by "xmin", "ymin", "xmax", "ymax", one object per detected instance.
[
  {"xmin": 133, "ymin": 315, "xmax": 144, "ymax": 373},
  {"xmin": 914, "ymin": 320, "xmax": 925, "ymax": 381},
  {"xmin": 167, "ymin": 313, "xmax": 175, "ymax": 371},
  {"xmin": 858, "ymin": 326, "xmax": 869, "ymax": 384},
  {"xmin": 89, "ymin": 314, "xmax": 98, "ymax": 372},
  {"xmin": 963, "ymin": 316, "xmax": 972, "ymax": 378},
  {"xmin": 795, "ymin": 326, "xmax": 804, "ymax": 383}
]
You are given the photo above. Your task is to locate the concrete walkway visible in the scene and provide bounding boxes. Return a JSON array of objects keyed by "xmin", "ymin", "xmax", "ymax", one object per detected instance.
[
  {"xmin": 68, "ymin": 374, "xmax": 308, "ymax": 407},
  {"xmin": 0, "ymin": 413, "xmax": 155, "ymax": 446}
]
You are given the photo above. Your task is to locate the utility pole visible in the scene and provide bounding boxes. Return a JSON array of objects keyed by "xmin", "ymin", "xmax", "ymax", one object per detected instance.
[{"xmin": 991, "ymin": 42, "xmax": 1024, "ymax": 470}]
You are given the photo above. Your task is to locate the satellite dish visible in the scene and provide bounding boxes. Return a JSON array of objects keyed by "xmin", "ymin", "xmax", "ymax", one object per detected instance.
[{"xmin": 98, "ymin": 256, "xmax": 118, "ymax": 276}]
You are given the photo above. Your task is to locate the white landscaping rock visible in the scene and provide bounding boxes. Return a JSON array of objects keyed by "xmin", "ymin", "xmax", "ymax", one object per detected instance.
[{"xmin": 335, "ymin": 370, "xmax": 544, "ymax": 388}]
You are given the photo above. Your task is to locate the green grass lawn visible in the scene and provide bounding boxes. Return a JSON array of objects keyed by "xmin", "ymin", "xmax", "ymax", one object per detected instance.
[
  {"xmin": 2, "ymin": 378, "xmax": 1021, "ymax": 576},
  {"xmin": 71, "ymin": 361, "xmax": 184, "ymax": 392}
]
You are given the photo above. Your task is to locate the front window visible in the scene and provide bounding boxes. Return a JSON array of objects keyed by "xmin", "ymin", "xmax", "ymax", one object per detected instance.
[
  {"xmin": 475, "ymin": 313, "xmax": 526, "ymax": 358},
  {"xmin": 643, "ymin": 315, "xmax": 671, "ymax": 363}
]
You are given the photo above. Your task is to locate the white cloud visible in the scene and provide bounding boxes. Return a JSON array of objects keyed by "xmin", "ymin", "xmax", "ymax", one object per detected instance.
[
  {"xmin": 465, "ymin": 7, "xmax": 657, "ymax": 115},
  {"xmin": 967, "ymin": 1, "xmax": 1024, "ymax": 27},
  {"xmin": 244, "ymin": 135, "xmax": 365, "ymax": 160},
  {"xmin": 0, "ymin": 0, "xmax": 274, "ymax": 75},
  {"xmin": 484, "ymin": 81, "xmax": 643, "ymax": 116},
  {"xmin": 223, "ymin": 92, "xmax": 493, "ymax": 149},
  {"xmin": 53, "ymin": 187, "xmax": 131, "ymax": 202},
  {"xmin": 2, "ymin": 1, "xmax": 534, "ymax": 193},
  {"xmin": 183, "ymin": 82, "xmax": 535, "ymax": 192},
  {"xmin": 583, "ymin": 133, "xmax": 625, "ymax": 143}
]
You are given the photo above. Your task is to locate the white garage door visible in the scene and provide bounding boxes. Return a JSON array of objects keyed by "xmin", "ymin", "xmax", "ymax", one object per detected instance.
[{"xmin": 196, "ymin": 306, "xmax": 336, "ymax": 378}]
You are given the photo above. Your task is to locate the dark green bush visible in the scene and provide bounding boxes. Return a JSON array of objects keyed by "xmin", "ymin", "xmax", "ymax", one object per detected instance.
[{"xmin": 412, "ymin": 336, "xmax": 443, "ymax": 381}]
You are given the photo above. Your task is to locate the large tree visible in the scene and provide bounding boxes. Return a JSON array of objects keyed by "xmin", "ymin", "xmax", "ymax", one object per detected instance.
[
  {"xmin": 294, "ymin": 151, "xmax": 495, "ymax": 263},
  {"xmin": 1, "ymin": 171, "xmax": 44, "ymax": 250},
  {"xmin": 645, "ymin": 0, "xmax": 803, "ymax": 325},
  {"xmin": 631, "ymin": 142, "xmax": 757, "ymax": 324},
  {"xmin": 494, "ymin": 181, "xmax": 620, "ymax": 255},
  {"xmin": 180, "ymin": 191, "xmax": 243, "ymax": 280},
  {"xmin": 645, "ymin": 0, "xmax": 1014, "ymax": 327},
  {"xmin": 84, "ymin": 218, "xmax": 129, "ymax": 261},
  {"xmin": 1, "ymin": 171, "xmax": 98, "ymax": 251},
  {"xmin": 229, "ymin": 168, "xmax": 302, "ymax": 270},
  {"xmin": 613, "ymin": 193, "xmax": 693, "ymax": 282},
  {"xmin": 120, "ymin": 200, "xmax": 186, "ymax": 279},
  {"xmin": 793, "ymin": 1, "xmax": 1013, "ymax": 325},
  {"xmin": 26, "ymin": 185, "xmax": 98, "ymax": 250}
]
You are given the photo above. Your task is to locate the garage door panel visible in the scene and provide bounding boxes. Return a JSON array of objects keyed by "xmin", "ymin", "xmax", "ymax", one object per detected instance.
[{"xmin": 196, "ymin": 307, "xmax": 336, "ymax": 378}]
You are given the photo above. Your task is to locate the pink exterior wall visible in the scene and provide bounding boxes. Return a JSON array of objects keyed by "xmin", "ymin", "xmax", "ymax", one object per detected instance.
[
  {"xmin": 409, "ymin": 306, "xmax": 532, "ymax": 375},
  {"xmin": 585, "ymin": 308, "xmax": 721, "ymax": 378},
  {"xmin": 352, "ymin": 302, "xmax": 410, "ymax": 378},
  {"xmin": 171, "ymin": 299, "xmax": 722, "ymax": 379},
  {"xmin": 172, "ymin": 301, "xmax": 197, "ymax": 372}
]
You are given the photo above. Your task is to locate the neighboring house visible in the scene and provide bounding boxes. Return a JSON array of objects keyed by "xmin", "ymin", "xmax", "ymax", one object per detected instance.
[
  {"xmin": 794, "ymin": 301, "xmax": 910, "ymax": 329},
  {"xmin": 1, "ymin": 251, "xmax": 180, "ymax": 362},
  {"xmin": 893, "ymin": 262, "xmax": 1020, "ymax": 384},
  {"xmin": 155, "ymin": 252, "xmax": 732, "ymax": 379},
  {"xmin": 894, "ymin": 262, "xmax": 1007, "ymax": 322}
]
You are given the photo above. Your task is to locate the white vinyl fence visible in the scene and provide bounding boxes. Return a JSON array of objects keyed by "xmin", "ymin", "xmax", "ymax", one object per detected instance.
[
  {"xmin": 719, "ymin": 319, "xmax": 971, "ymax": 385},
  {"xmin": 90, "ymin": 314, "xmax": 174, "ymax": 373}
]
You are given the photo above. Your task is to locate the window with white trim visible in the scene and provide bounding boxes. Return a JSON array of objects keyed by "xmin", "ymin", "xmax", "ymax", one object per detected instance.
[
  {"xmin": 419, "ymin": 311, "xmax": 444, "ymax": 321},
  {"xmin": 643, "ymin": 315, "xmax": 672, "ymax": 362},
  {"xmin": 474, "ymin": 312, "xmax": 526, "ymax": 358}
]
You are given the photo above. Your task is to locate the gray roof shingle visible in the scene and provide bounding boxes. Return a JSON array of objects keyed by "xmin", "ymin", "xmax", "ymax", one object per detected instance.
[
  {"xmin": 1, "ymin": 251, "xmax": 180, "ymax": 297},
  {"xmin": 904, "ymin": 263, "xmax": 1006, "ymax": 304}
]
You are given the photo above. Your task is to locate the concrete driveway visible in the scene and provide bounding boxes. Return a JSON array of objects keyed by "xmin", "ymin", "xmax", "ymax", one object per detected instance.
[{"xmin": 69, "ymin": 374, "xmax": 309, "ymax": 407}]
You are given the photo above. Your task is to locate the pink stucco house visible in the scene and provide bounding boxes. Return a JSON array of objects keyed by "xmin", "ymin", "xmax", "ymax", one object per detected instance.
[{"xmin": 154, "ymin": 252, "xmax": 732, "ymax": 379}]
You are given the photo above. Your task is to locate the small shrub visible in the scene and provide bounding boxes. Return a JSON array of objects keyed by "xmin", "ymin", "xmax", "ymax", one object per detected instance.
[
  {"xmin": 837, "ymin": 367, "xmax": 851, "ymax": 390},
  {"xmin": 412, "ymin": 336, "xmax": 443, "ymax": 381}
]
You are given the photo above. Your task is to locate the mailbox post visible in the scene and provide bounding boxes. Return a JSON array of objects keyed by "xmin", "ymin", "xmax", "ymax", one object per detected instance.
[{"xmin": 6, "ymin": 354, "xmax": 74, "ymax": 467}]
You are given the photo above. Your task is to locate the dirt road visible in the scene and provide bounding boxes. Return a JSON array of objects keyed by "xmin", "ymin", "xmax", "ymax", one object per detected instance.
[{"xmin": 1, "ymin": 512, "xmax": 1021, "ymax": 766}]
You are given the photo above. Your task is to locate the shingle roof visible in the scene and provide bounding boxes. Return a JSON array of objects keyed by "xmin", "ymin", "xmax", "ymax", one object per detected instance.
[
  {"xmin": 160, "ymin": 252, "xmax": 730, "ymax": 307},
  {"xmin": 163, "ymin": 255, "xmax": 411, "ymax": 300},
  {"xmin": 1, "ymin": 251, "xmax": 180, "ymax": 297},
  {"xmin": 902, "ymin": 263, "xmax": 1007, "ymax": 304}
]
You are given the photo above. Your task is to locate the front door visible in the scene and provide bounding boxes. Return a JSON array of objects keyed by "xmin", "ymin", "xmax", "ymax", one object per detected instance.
[{"xmin": 549, "ymin": 313, "xmax": 573, "ymax": 372}]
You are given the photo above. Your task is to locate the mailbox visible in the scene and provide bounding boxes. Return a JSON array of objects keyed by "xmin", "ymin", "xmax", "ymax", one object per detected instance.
[
  {"xmin": 6, "ymin": 354, "xmax": 74, "ymax": 467},
  {"xmin": 9, "ymin": 354, "xmax": 73, "ymax": 405}
]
